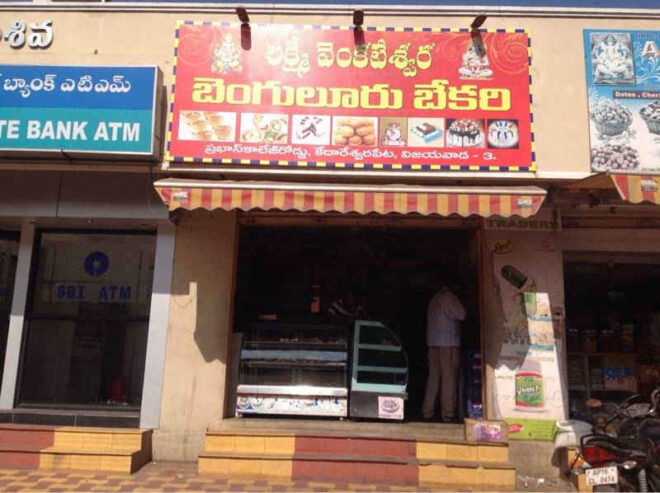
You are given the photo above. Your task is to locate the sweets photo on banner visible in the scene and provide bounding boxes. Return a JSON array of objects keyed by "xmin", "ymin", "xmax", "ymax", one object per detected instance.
[
  {"xmin": 584, "ymin": 29, "xmax": 660, "ymax": 174},
  {"xmin": 167, "ymin": 23, "xmax": 534, "ymax": 172}
]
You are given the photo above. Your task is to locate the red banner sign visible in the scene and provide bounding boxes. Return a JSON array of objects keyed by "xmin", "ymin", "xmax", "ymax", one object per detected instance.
[{"xmin": 167, "ymin": 22, "xmax": 534, "ymax": 173}]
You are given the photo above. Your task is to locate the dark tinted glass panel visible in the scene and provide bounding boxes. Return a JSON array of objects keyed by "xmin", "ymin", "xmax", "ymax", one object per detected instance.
[{"xmin": 19, "ymin": 232, "xmax": 155, "ymax": 407}]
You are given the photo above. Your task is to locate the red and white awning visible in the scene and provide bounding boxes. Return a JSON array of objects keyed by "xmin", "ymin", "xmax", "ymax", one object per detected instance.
[
  {"xmin": 567, "ymin": 172, "xmax": 660, "ymax": 205},
  {"xmin": 154, "ymin": 179, "xmax": 546, "ymax": 218}
]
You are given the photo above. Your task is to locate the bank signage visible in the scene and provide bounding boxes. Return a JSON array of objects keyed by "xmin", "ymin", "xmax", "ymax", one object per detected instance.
[
  {"xmin": 167, "ymin": 22, "xmax": 534, "ymax": 173},
  {"xmin": 584, "ymin": 30, "xmax": 660, "ymax": 174},
  {"xmin": 53, "ymin": 251, "xmax": 134, "ymax": 303},
  {"xmin": 0, "ymin": 65, "xmax": 161, "ymax": 159}
]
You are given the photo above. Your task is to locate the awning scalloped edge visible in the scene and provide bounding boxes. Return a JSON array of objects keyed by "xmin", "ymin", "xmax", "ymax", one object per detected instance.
[{"xmin": 154, "ymin": 179, "xmax": 547, "ymax": 218}]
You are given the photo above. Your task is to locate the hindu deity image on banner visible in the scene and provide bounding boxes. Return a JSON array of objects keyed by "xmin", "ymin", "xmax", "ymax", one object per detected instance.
[
  {"xmin": 167, "ymin": 22, "xmax": 534, "ymax": 173},
  {"xmin": 584, "ymin": 29, "xmax": 660, "ymax": 174}
]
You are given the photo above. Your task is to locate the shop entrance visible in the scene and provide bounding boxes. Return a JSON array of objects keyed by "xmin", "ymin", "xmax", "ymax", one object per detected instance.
[
  {"xmin": 232, "ymin": 223, "xmax": 483, "ymax": 422},
  {"xmin": 565, "ymin": 252, "xmax": 660, "ymax": 419}
]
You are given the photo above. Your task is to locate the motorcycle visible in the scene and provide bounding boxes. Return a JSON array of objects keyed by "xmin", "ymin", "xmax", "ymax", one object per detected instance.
[{"xmin": 571, "ymin": 388, "xmax": 660, "ymax": 492}]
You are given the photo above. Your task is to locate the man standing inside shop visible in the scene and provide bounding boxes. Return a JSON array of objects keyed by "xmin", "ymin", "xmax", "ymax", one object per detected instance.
[{"xmin": 422, "ymin": 281, "xmax": 466, "ymax": 422}]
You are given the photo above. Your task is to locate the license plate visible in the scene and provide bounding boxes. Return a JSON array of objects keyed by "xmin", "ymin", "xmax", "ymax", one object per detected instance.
[{"xmin": 586, "ymin": 466, "xmax": 619, "ymax": 486}]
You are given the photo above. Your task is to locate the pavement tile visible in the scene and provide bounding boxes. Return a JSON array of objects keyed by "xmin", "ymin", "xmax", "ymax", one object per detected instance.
[
  {"xmin": 0, "ymin": 464, "xmax": 461, "ymax": 493},
  {"xmin": 43, "ymin": 478, "xmax": 69, "ymax": 483}
]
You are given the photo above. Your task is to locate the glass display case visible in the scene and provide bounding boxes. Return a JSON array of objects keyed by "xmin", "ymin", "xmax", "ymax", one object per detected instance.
[
  {"xmin": 350, "ymin": 320, "xmax": 408, "ymax": 420},
  {"xmin": 236, "ymin": 323, "xmax": 348, "ymax": 417}
]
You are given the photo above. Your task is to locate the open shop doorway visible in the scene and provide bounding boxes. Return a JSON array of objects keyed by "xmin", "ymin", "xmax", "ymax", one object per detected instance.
[{"xmin": 232, "ymin": 224, "xmax": 483, "ymax": 422}]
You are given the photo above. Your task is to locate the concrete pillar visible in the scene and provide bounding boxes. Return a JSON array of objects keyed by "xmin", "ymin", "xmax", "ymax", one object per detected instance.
[
  {"xmin": 153, "ymin": 210, "xmax": 237, "ymax": 461},
  {"xmin": 0, "ymin": 221, "xmax": 35, "ymax": 409},
  {"xmin": 139, "ymin": 220, "xmax": 175, "ymax": 429}
]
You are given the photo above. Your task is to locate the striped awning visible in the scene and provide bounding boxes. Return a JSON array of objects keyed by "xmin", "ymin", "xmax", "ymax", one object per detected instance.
[
  {"xmin": 567, "ymin": 172, "xmax": 660, "ymax": 205},
  {"xmin": 611, "ymin": 174, "xmax": 660, "ymax": 205},
  {"xmin": 154, "ymin": 179, "xmax": 547, "ymax": 218}
]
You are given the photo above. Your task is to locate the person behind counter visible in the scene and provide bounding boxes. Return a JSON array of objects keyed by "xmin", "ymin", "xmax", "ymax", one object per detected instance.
[
  {"xmin": 327, "ymin": 290, "xmax": 368, "ymax": 322},
  {"xmin": 422, "ymin": 281, "xmax": 466, "ymax": 423}
]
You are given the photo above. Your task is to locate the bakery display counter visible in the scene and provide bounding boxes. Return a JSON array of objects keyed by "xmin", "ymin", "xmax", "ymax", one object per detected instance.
[
  {"xmin": 235, "ymin": 320, "xmax": 409, "ymax": 420},
  {"xmin": 349, "ymin": 320, "xmax": 408, "ymax": 420},
  {"xmin": 236, "ymin": 323, "xmax": 348, "ymax": 417}
]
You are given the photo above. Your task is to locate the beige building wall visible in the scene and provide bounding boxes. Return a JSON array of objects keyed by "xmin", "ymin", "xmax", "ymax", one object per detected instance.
[
  {"xmin": 154, "ymin": 210, "xmax": 237, "ymax": 461},
  {"xmin": 0, "ymin": 10, "xmax": 658, "ymax": 178}
]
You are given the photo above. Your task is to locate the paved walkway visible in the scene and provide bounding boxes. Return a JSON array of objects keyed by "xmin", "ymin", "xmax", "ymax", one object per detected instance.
[
  {"xmin": 0, "ymin": 462, "xmax": 428, "ymax": 492},
  {"xmin": 0, "ymin": 462, "xmax": 575, "ymax": 492}
]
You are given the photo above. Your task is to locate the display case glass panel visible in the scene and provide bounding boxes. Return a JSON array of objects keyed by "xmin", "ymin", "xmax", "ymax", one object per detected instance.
[{"xmin": 236, "ymin": 323, "xmax": 348, "ymax": 417}]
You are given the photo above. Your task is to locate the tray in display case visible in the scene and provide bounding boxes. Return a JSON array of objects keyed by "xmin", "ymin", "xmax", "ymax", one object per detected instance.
[{"xmin": 236, "ymin": 322, "xmax": 348, "ymax": 417}]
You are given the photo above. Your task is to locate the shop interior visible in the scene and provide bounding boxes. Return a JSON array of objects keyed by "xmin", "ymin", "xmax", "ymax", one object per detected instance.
[
  {"xmin": 232, "ymin": 224, "xmax": 483, "ymax": 421},
  {"xmin": 565, "ymin": 252, "xmax": 660, "ymax": 419}
]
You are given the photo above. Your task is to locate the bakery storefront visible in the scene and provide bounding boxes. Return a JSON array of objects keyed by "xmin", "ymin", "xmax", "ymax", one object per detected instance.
[
  {"xmin": 157, "ymin": 180, "xmax": 546, "ymax": 423},
  {"xmin": 155, "ymin": 20, "xmax": 561, "ymax": 431}
]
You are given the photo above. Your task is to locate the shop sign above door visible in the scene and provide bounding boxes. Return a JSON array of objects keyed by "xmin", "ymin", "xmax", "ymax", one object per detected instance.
[
  {"xmin": 167, "ymin": 22, "xmax": 534, "ymax": 173},
  {"xmin": 0, "ymin": 65, "xmax": 162, "ymax": 160},
  {"xmin": 585, "ymin": 30, "xmax": 660, "ymax": 175}
]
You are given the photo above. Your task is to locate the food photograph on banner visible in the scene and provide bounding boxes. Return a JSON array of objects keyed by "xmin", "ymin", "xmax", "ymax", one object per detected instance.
[
  {"xmin": 585, "ymin": 30, "xmax": 660, "ymax": 174},
  {"xmin": 167, "ymin": 22, "xmax": 534, "ymax": 172}
]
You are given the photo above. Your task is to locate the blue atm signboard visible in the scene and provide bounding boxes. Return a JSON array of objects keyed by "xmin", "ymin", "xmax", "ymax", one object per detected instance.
[{"xmin": 0, "ymin": 65, "xmax": 161, "ymax": 160}]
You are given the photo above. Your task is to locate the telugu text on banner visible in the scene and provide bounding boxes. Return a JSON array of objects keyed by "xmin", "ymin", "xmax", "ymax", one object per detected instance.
[{"xmin": 167, "ymin": 23, "xmax": 534, "ymax": 173}]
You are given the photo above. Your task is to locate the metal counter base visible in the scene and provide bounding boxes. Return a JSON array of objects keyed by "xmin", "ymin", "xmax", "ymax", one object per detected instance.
[{"xmin": 236, "ymin": 386, "xmax": 348, "ymax": 418}]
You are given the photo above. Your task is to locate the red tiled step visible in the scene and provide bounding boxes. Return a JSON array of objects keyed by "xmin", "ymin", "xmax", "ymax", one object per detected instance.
[
  {"xmin": 295, "ymin": 435, "xmax": 416, "ymax": 457},
  {"xmin": 0, "ymin": 424, "xmax": 152, "ymax": 473},
  {"xmin": 199, "ymin": 450, "xmax": 515, "ymax": 487},
  {"xmin": 292, "ymin": 452, "xmax": 418, "ymax": 485},
  {"xmin": 0, "ymin": 424, "xmax": 55, "ymax": 450}
]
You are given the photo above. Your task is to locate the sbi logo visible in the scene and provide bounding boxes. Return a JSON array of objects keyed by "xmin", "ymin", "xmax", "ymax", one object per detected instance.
[
  {"xmin": 56, "ymin": 251, "xmax": 132, "ymax": 302},
  {"xmin": 84, "ymin": 251, "xmax": 109, "ymax": 277}
]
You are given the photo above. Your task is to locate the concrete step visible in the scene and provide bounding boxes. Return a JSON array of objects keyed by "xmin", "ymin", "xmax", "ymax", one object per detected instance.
[
  {"xmin": 198, "ymin": 451, "xmax": 515, "ymax": 490},
  {"xmin": 204, "ymin": 429, "xmax": 509, "ymax": 463},
  {"xmin": 200, "ymin": 425, "xmax": 514, "ymax": 489},
  {"xmin": 0, "ymin": 424, "xmax": 151, "ymax": 473}
]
